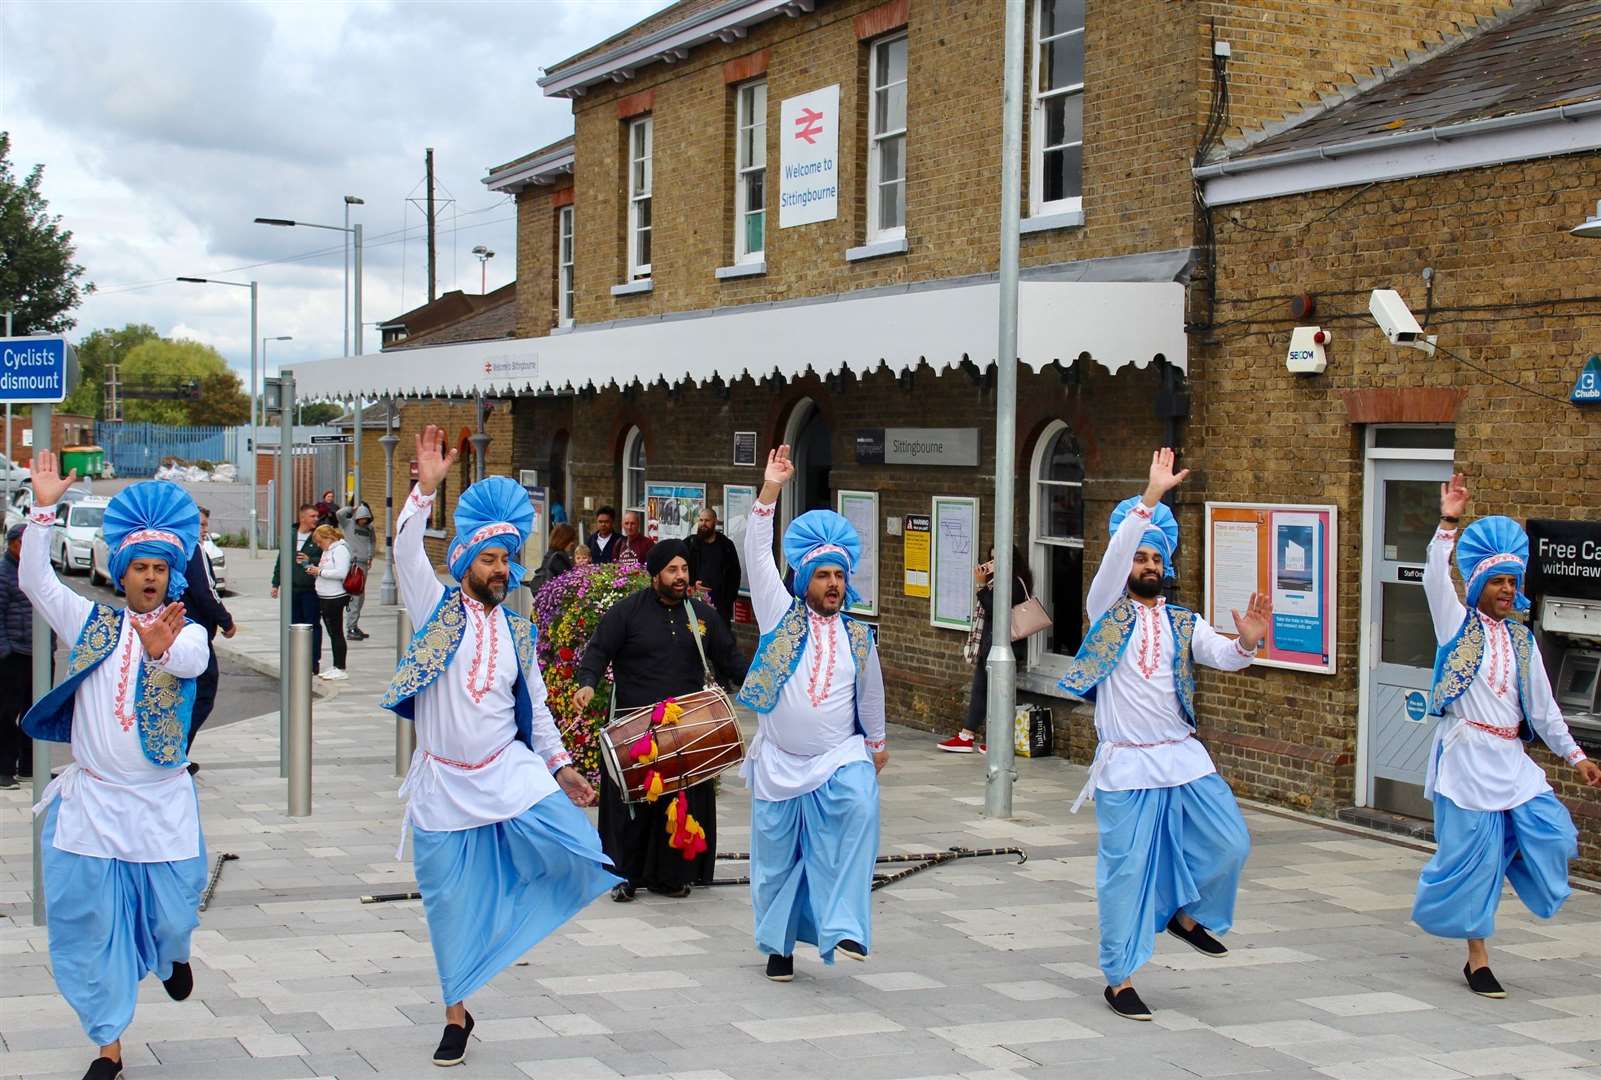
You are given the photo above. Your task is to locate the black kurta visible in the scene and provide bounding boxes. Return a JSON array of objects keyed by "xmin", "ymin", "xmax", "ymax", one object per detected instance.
[
  {"xmin": 686, "ymin": 531, "xmax": 742, "ymax": 626},
  {"xmin": 578, "ymin": 589, "xmax": 748, "ymax": 888}
]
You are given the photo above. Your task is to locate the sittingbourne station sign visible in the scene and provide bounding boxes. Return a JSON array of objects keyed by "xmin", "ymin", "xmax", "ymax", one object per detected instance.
[{"xmin": 779, "ymin": 85, "xmax": 840, "ymax": 228}]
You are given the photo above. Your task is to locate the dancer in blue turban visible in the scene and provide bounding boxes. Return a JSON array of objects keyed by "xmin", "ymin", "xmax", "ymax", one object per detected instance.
[
  {"xmin": 18, "ymin": 455, "xmax": 209, "ymax": 1080},
  {"xmin": 1413, "ymin": 474, "xmax": 1599, "ymax": 998},
  {"xmin": 383, "ymin": 427, "xmax": 621, "ymax": 1068},
  {"xmin": 1058, "ymin": 449, "xmax": 1273, "ymax": 1022},
  {"xmin": 735, "ymin": 445, "xmax": 888, "ymax": 983}
]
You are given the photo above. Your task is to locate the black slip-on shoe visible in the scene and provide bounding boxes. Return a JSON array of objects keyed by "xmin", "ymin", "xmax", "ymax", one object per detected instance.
[
  {"xmin": 765, "ymin": 954, "xmax": 794, "ymax": 982},
  {"xmin": 836, "ymin": 939, "xmax": 868, "ymax": 961},
  {"xmin": 186, "ymin": 762, "xmax": 200, "ymax": 776},
  {"xmin": 0, "ymin": 774, "xmax": 17, "ymax": 789},
  {"xmin": 1104, "ymin": 985, "xmax": 1154, "ymax": 1021},
  {"xmin": 162, "ymin": 959, "xmax": 194, "ymax": 1001},
  {"xmin": 611, "ymin": 882, "xmax": 637, "ymax": 903},
  {"xmin": 1464, "ymin": 963, "xmax": 1506, "ymax": 998},
  {"xmin": 1166, "ymin": 915, "xmax": 1228, "ymax": 957},
  {"xmin": 81, "ymin": 1056, "xmax": 122, "ymax": 1080},
  {"xmin": 647, "ymin": 882, "xmax": 692, "ymax": 898},
  {"xmin": 432, "ymin": 1010, "xmax": 475, "ymax": 1067}
]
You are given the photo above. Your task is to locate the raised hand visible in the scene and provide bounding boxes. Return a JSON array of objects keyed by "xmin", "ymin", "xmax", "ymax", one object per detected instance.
[
  {"xmin": 764, "ymin": 445, "xmax": 795, "ymax": 487},
  {"xmin": 1143, "ymin": 447, "xmax": 1189, "ymax": 506},
  {"xmin": 135, "ymin": 602, "xmax": 187, "ymax": 661},
  {"xmin": 1440, "ymin": 473, "xmax": 1469, "ymax": 520},
  {"xmin": 414, "ymin": 424, "xmax": 458, "ymax": 497},
  {"xmin": 1231, "ymin": 592, "xmax": 1273, "ymax": 649},
  {"xmin": 29, "ymin": 449, "xmax": 79, "ymax": 509}
]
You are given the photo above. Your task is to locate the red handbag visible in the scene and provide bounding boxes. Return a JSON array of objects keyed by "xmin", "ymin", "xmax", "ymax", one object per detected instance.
[{"xmin": 343, "ymin": 564, "xmax": 367, "ymax": 595}]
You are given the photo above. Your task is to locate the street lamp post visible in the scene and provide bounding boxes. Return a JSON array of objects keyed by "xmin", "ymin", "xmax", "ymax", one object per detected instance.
[
  {"xmin": 471, "ymin": 245, "xmax": 496, "ymax": 294},
  {"xmin": 379, "ymin": 398, "xmax": 399, "ymax": 605},
  {"xmin": 177, "ymin": 276, "xmax": 259, "ymax": 556},
  {"xmin": 255, "ymin": 214, "xmax": 364, "ymax": 509}
]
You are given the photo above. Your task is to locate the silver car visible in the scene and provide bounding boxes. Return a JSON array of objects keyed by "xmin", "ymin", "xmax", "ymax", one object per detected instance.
[{"xmin": 90, "ymin": 528, "xmax": 227, "ymax": 593}]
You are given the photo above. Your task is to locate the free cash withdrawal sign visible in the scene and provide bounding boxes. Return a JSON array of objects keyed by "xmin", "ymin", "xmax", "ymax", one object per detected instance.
[{"xmin": 779, "ymin": 85, "xmax": 839, "ymax": 228}]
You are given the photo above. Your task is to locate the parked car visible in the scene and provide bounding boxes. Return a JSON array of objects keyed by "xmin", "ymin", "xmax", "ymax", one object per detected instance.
[
  {"xmin": 49, "ymin": 496, "xmax": 110, "ymax": 574},
  {"xmin": 0, "ymin": 453, "xmax": 27, "ymax": 488},
  {"xmin": 91, "ymin": 528, "xmax": 227, "ymax": 594}
]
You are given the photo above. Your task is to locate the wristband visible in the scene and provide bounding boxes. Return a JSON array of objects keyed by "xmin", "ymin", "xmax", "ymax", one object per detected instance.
[{"xmin": 1440, "ymin": 515, "xmax": 1461, "ymax": 525}]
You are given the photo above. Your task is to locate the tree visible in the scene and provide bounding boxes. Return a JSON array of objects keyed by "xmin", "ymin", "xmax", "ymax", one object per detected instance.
[
  {"xmin": 68, "ymin": 323, "xmax": 159, "ymax": 417},
  {"xmin": 0, "ymin": 132, "xmax": 93, "ymax": 333},
  {"xmin": 297, "ymin": 402, "xmax": 344, "ymax": 426},
  {"xmin": 119, "ymin": 338, "xmax": 250, "ymax": 426}
]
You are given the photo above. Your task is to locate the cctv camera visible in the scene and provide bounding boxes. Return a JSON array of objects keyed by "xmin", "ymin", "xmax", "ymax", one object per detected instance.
[{"xmin": 1369, "ymin": 289, "xmax": 1424, "ymax": 344}]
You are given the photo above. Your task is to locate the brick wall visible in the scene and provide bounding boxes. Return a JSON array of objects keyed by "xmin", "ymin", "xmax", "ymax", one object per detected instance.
[{"xmin": 1199, "ymin": 151, "xmax": 1601, "ymax": 874}]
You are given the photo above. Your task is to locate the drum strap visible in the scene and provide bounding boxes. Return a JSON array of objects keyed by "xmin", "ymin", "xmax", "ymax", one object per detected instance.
[{"xmin": 684, "ymin": 601, "xmax": 716, "ymax": 689}]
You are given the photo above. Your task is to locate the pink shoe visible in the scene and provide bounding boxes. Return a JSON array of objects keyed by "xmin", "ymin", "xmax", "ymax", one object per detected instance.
[{"xmin": 937, "ymin": 732, "xmax": 976, "ymax": 753}]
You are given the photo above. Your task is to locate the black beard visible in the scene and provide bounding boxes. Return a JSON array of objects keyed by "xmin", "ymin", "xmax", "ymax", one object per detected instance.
[
  {"xmin": 1127, "ymin": 573, "xmax": 1163, "ymax": 599},
  {"xmin": 696, "ymin": 527, "xmax": 715, "ymax": 541},
  {"xmin": 654, "ymin": 581, "xmax": 686, "ymax": 605},
  {"xmin": 466, "ymin": 577, "xmax": 507, "ymax": 607}
]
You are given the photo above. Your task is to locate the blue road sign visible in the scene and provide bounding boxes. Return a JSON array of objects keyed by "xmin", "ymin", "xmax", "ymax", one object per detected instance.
[
  {"xmin": 1572, "ymin": 354, "xmax": 1600, "ymax": 405},
  {"xmin": 0, "ymin": 336, "xmax": 77, "ymax": 404}
]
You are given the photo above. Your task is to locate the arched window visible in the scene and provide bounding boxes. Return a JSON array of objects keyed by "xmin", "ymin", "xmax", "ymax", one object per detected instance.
[
  {"xmin": 622, "ymin": 426, "xmax": 646, "ymax": 514},
  {"xmin": 1029, "ymin": 421, "xmax": 1086, "ymax": 665}
]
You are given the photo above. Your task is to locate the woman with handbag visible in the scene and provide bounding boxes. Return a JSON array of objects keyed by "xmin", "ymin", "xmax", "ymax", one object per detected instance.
[
  {"xmin": 939, "ymin": 545, "xmax": 1040, "ymax": 753},
  {"xmin": 307, "ymin": 524, "xmax": 353, "ymax": 681}
]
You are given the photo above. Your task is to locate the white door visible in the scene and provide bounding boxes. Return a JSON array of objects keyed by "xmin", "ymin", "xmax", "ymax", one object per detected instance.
[{"xmin": 1366, "ymin": 457, "xmax": 1453, "ymax": 817}]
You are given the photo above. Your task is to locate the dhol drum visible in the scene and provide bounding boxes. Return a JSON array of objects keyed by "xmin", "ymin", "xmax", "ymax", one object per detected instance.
[{"xmin": 599, "ymin": 687, "xmax": 745, "ymax": 804}]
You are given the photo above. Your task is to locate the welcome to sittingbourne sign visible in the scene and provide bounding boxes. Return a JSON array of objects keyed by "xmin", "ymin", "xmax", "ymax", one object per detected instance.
[
  {"xmin": 779, "ymin": 85, "xmax": 840, "ymax": 228},
  {"xmin": 0, "ymin": 336, "xmax": 77, "ymax": 404}
]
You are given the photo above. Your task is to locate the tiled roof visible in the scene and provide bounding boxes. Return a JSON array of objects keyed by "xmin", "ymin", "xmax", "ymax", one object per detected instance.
[
  {"xmin": 1219, "ymin": 0, "xmax": 1601, "ymax": 162},
  {"xmin": 387, "ymin": 284, "xmax": 518, "ymax": 350},
  {"xmin": 487, "ymin": 135, "xmax": 575, "ymax": 179}
]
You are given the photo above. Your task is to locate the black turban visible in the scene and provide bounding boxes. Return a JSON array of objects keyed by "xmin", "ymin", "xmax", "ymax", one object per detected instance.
[{"xmin": 646, "ymin": 538, "xmax": 690, "ymax": 577}]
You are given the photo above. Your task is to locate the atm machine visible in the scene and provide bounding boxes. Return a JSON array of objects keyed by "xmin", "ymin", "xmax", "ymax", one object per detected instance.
[{"xmin": 1527, "ymin": 520, "xmax": 1601, "ymax": 743}]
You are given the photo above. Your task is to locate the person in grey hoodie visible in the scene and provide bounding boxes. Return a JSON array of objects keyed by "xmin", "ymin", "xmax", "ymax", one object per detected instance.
[
  {"xmin": 0, "ymin": 523, "xmax": 37, "ymax": 787},
  {"xmin": 336, "ymin": 501, "xmax": 376, "ymax": 640}
]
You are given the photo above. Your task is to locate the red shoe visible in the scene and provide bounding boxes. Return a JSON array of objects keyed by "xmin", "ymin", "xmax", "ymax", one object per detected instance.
[{"xmin": 938, "ymin": 733, "xmax": 977, "ymax": 753}]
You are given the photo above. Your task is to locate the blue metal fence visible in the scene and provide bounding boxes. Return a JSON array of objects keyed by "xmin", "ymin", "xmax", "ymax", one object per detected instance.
[{"xmin": 94, "ymin": 421, "xmax": 234, "ymax": 478}]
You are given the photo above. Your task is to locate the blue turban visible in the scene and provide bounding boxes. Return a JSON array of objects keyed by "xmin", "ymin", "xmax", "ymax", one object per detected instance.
[
  {"xmin": 447, "ymin": 476, "xmax": 534, "ymax": 588},
  {"xmin": 102, "ymin": 480, "xmax": 200, "ymax": 601},
  {"xmin": 784, "ymin": 509, "xmax": 862, "ymax": 608},
  {"xmin": 1457, "ymin": 515, "xmax": 1530, "ymax": 614},
  {"xmin": 1109, "ymin": 495, "xmax": 1178, "ymax": 570}
]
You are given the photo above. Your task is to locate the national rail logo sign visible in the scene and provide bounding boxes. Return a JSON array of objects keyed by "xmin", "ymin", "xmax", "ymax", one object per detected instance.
[{"xmin": 779, "ymin": 85, "xmax": 839, "ymax": 228}]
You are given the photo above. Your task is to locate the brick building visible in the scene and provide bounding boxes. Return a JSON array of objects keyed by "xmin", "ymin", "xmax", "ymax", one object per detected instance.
[{"xmin": 294, "ymin": 0, "xmax": 1601, "ymax": 871}]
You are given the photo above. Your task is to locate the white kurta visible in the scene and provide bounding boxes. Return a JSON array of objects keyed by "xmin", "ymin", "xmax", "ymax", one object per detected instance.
[
  {"xmin": 1424, "ymin": 527, "xmax": 1584, "ymax": 812},
  {"xmin": 21, "ymin": 510, "xmax": 209, "ymax": 862},
  {"xmin": 394, "ymin": 487, "xmax": 571, "ymax": 843},
  {"xmin": 739, "ymin": 499, "xmax": 887, "ymax": 802},
  {"xmin": 1083, "ymin": 502, "xmax": 1256, "ymax": 795}
]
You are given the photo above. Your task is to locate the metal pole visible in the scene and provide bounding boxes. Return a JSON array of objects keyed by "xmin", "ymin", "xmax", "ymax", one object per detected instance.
[
  {"xmin": 343, "ymin": 203, "xmax": 351, "ymax": 358},
  {"xmin": 3, "ymin": 310, "xmax": 11, "ymax": 513},
  {"xmin": 278, "ymin": 371, "xmax": 296, "ymax": 778},
  {"xmin": 470, "ymin": 397, "xmax": 488, "ymax": 484},
  {"xmin": 248, "ymin": 282, "xmax": 259, "ymax": 559},
  {"xmin": 352, "ymin": 223, "xmax": 364, "ymax": 515},
  {"xmin": 29, "ymin": 402, "xmax": 53, "ymax": 925},
  {"xmin": 984, "ymin": 0, "xmax": 1026, "ymax": 820},
  {"xmin": 379, "ymin": 398, "xmax": 399, "ymax": 605},
  {"xmin": 395, "ymin": 609, "xmax": 415, "ymax": 776},
  {"xmin": 286, "ymin": 624, "xmax": 313, "ymax": 816}
]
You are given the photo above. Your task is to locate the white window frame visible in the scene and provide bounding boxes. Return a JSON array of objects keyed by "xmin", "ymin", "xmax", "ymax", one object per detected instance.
[
  {"xmin": 1029, "ymin": 0, "xmax": 1085, "ymax": 218},
  {"xmin": 1027, "ymin": 419, "xmax": 1085, "ymax": 672},
  {"xmin": 557, "ymin": 205, "xmax": 575, "ymax": 326},
  {"xmin": 735, "ymin": 79, "xmax": 767, "ymax": 263},
  {"xmin": 866, "ymin": 33, "xmax": 908, "ymax": 243},
  {"xmin": 627, "ymin": 116, "xmax": 653, "ymax": 280},
  {"xmin": 622, "ymin": 425, "xmax": 646, "ymax": 513}
]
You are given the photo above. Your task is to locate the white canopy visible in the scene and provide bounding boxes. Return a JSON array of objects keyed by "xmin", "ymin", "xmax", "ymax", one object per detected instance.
[{"xmin": 290, "ymin": 280, "xmax": 1186, "ymax": 400}]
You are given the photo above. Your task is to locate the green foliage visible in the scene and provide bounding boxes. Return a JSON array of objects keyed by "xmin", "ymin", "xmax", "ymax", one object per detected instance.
[
  {"xmin": 67, "ymin": 323, "xmax": 159, "ymax": 417},
  {"xmin": 120, "ymin": 338, "xmax": 250, "ymax": 426},
  {"xmin": 0, "ymin": 132, "xmax": 93, "ymax": 334},
  {"xmin": 297, "ymin": 402, "xmax": 344, "ymax": 426}
]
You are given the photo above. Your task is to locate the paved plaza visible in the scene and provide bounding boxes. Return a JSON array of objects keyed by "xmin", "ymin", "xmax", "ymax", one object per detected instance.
[{"xmin": 2, "ymin": 554, "xmax": 1598, "ymax": 1080}]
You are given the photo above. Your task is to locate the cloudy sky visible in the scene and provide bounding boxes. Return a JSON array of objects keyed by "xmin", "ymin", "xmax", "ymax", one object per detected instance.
[{"xmin": 1, "ymin": 0, "xmax": 672, "ymax": 383}]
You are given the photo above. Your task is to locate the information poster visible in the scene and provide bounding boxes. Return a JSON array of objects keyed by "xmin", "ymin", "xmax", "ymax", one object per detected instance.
[
  {"xmin": 1204, "ymin": 502, "xmax": 1338, "ymax": 674},
  {"xmin": 930, "ymin": 496, "xmax": 979, "ymax": 630},
  {"xmin": 645, "ymin": 482, "xmax": 706, "ymax": 542},
  {"xmin": 722, "ymin": 484, "xmax": 756, "ymax": 596},
  {"xmin": 836, "ymin": 490, "xmax": 880, "ymax": 617},
  {"xmin": 903, "ymin": 514, "xmax": 931, "ymax": 597}
]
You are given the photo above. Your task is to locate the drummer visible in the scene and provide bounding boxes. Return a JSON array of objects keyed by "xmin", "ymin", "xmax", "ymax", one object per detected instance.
[
  {"xmin": 739, "ymin": 446, "xmax": 888, "ymax": 982},
  {"xmin": 575, "ymin": 536, "xmax": 748, "ymax": 900}
]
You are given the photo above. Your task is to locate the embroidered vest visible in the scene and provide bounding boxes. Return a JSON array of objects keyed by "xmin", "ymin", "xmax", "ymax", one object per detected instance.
[
  {"xmin": 21, "ymin": 602, "xmax": 196, "ymax": 768},
  {"xmin": 380, "ymin": 588, "xmax": 542, "ymax": 751},
  {"xmin": 737, "ymin": 599, "xmax": 875, "ymax": 724},
  {"xmin": 1056, "ymin": 594, "xmax": 1199, "ymax": 726},
  {"xmin": 1426, "ymin": 611, "xmax": 1537, "ymax": 742}
]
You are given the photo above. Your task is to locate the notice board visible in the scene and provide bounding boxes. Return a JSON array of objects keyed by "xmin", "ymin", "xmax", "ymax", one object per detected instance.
[
  {"xmin": 836, "ymin": 489, "xmax": 880, "ymax": 617},
  {"xmin": 1204, "ymin": 501, "xmax": 1338, "ymax": 674},
  {"xmin": 930, "ymin": 496, "xmax": 979, "ymax": 630}
]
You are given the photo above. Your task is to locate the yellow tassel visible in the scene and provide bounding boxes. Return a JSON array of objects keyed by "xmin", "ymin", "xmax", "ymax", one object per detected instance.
[
  {"xmin": 643, "ymin": 772, "xmax": 665, "ymax": 802},
  {"xmin": 659, "ymin": 701, "xmax": 684, "ymax": 727}
]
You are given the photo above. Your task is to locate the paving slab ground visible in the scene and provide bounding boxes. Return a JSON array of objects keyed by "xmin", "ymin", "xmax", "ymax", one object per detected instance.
[{"xmin": 3, "ymin": 553, "xmax": 1598, "ymax": 1079}]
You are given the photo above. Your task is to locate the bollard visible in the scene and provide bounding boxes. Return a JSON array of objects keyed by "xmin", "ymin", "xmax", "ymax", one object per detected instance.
[
  {"xmin": 395, "ymin": 609, "xmax": 415, "ymax": 776},
  {"xmin": 287, "ymin": 624, "xmax": 313, "ymax": 817},
  {"xmin": 506, "ymin": 581, "xmax": 531, "ymax": 620}
]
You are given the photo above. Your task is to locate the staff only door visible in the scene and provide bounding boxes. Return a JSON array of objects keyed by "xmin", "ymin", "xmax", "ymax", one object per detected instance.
[{"xmin": 1363, "ymin": 448, "xmax": 1454, "ymax": 818}]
